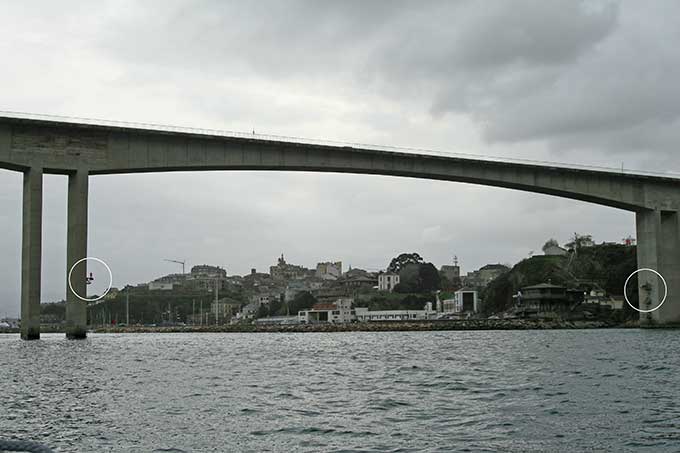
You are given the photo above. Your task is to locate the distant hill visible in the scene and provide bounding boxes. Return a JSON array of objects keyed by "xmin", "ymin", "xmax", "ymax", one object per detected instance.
[{"xmin": 482, "ymin": 243, "xmax": 638, "ymax": 319}]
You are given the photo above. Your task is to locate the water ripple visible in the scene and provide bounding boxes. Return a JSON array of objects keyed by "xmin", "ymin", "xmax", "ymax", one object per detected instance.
[{"xmin": 1, "ymin": 329, "xmax": 680, "ymax": 452}]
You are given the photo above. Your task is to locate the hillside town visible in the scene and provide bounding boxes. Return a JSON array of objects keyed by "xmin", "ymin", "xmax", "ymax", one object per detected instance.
[{"xmin": 1, "ymin": 233, "xmax": 640, "ymax": 332}]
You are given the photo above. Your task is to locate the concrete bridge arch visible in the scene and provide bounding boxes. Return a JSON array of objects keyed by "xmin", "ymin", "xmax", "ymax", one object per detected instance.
[{"xmin": 1, "ymin": 113, "xmax": 678, "ymax": 338}]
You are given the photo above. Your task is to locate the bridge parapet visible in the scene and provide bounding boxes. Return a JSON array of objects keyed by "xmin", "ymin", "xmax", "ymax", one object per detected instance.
[{"xmin": 1, "ymin": 116, "xmax": 679, "ymax": 213}]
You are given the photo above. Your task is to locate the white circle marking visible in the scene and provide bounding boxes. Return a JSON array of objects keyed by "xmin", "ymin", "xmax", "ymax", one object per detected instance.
[
  {"xmin": 68, "ymin": 257, "xmax": 113, "ymax": 302},
  {"xmin": 623, "ymin": 268, "xmax": 667, "ymax": 313}
]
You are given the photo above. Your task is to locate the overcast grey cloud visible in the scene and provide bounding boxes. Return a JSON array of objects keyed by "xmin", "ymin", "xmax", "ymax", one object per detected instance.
[{"xmin": 1, "ymin": 0, "xmax": 677, "ymax": 316}]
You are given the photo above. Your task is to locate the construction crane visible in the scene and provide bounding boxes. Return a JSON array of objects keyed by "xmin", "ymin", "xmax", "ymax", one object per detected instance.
[{"xmin": 164, "ymin": 259, "xmax": 186, "ymax": 274}]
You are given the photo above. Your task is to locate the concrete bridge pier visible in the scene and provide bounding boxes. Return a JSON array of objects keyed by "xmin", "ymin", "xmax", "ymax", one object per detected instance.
[
  {"xmin": 65, "ymin": 169, "xmax": 89, "ymax": 339},
  {"xmin": 20, "ymin": 167, "xmax": 43, "ymax": 340},
  {"xmin": 636, "ymin": 209, "xmax": 680, "ymax": 326}
]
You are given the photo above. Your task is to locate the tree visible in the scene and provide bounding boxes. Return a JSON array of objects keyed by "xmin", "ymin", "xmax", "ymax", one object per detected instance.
[
  {"xmin": 387, "ymin": 253, "xmax": 423, "ymax": 273},
  {"xmin": 256, "ymin": 303, "xmax": 269, "ymax": 319},
  {"xmin": 394, "ymin": 262, "xmax": 440, "ymax": 293},
  {"xmin": 419, "ymin": 263, "xmax": 441, "ymax": 292},
  {"xmin": 566, "ymin": 233, "xmax": 594, "ymax": 250},
  {"xmin": 287, "ymin": 291, "xmax": 317, "ymax": 315},
  {"xmin": 542, "ymin": 238, "xmax": 559, "ymax": 253}
]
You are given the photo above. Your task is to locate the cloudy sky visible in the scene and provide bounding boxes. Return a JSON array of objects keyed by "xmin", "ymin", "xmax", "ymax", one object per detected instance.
[{"xmin": 1, "ymin": 0, "xmax": 679, "ymax": 316}]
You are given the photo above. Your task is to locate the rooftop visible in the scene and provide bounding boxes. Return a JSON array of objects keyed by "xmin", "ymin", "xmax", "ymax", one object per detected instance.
[{"xmin": 522, "ymin": 283, "xmax": 565, "ymax": 290}]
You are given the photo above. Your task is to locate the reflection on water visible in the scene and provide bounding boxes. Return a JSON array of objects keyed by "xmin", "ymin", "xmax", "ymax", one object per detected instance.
[{"xmin": 1, "ymin": 330, "xmax": 679, "ymax": 452}]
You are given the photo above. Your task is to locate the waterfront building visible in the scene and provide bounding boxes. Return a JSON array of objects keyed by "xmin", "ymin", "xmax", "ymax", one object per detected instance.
[
  {"xmin": 298, "ymin": 298, "xmax": 356, "ymax": 323},
  {"xmin": 355, "ymin": 302, "xmax": 436, "ymax": 322},
  {"xmin": 377, "ymin": 272, "xmax": 400, "ymax": 291},
  {"xmin": 254, "ymin": 315, "xmax": 299, "ymax": 326},
  {"xmin": 315, "ymin": 261, "xmax": 342, "ymax": 280},
  {"xmin": 583, "ymin": 289, "xmax": 624, "ymax": 310},
  {"xmin": 516, "ymin": 282, "xmax": 572, "ymax": 318},
  {"xmin": 441, "ymin": 298, "xmax": 459, "ymax": 313},
  {"xmin": 456, "ymin": 288, "xmax": 479, "ymax": 313},
  {"xmin": 440, "ymin": 289, "xmax": 479, "ymax": 313}
]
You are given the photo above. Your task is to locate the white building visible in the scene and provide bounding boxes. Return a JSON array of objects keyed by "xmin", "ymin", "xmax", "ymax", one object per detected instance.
[
  {"xmin": 298, "ymin": 298, "xmax": 356, "ymax": 323},
  {"xmin": 442, "ymin": 289, "xmax": 479, "ymax": 313},
  {"xmin": 254, "ymin": 316, "xmax": 300, "ymax": 325},
  {"xmin": 250, "ymin": 294, "xmax": 273, "ymax": 306},
  {"xmin": 441, "ymin": 298, "xmax": 461, "ymax": 313},
  {"xmin": 149, "ymin": 281, "xmax": 174, "ymax": 291},
  {"xmin": 355, "ymin": 302, "xmax": 436, "ymax": 322},
  {"xmin": 543, "ymin": 244, "xmax": 568, "ymax": 256},
  {"xmin": 236, "ymin": 303, "xmax": 259, "ymax": 321},
  {"xmin": 378, "ymin": 272, "xmax": 400, "ymax": 291},
  {"xmin": 316, "ymin": 261, "xmax": 342, "ymax": 280}
]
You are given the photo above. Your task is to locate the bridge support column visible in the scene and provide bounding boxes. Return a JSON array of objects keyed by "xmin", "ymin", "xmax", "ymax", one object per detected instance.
[
  {"xmin": 65, "ymin": 170, "xmax": 88, "ymax": 339},
  {"xmin": 20, "ymin": 167, "xmax": 43, "ymax": 340},
  {"xmin": 636, "ymin": 209, "xmax": 680, "ymax": 327}
]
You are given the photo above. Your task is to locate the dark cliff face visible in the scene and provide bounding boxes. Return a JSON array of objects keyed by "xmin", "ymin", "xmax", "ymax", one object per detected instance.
[{"xmin": 481, "ymin": 243, "xmax": 638, "ymax": 318}]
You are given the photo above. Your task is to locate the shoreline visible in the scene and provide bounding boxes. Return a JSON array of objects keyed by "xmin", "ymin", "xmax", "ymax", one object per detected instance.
[
  {"xmin": 0, "ymin": 318, "xmax": 654, "ymax": 335},
  {"xmin": 96, "ymin": 318, "xmax": 638, "ymax": 333}
]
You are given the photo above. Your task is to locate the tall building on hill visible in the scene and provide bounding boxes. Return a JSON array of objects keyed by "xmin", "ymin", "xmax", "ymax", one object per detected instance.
[
  {"xmin": 190, "ymin": 265, "xmax": 227, "ymax": 279},
  {"xmin": 316, "ymin": 261, "xmax": 342, "ymax": 280},
  {"xmin": 440, "ymin": 255, "xmax": 461, "ymax": 281},
  {"xmin": 378, "ymin": 272, "xmax": 400, "ymax": 291},
  {"xmin": 269, "ymin": 254, "xmax": 309, "ymax": 281}
]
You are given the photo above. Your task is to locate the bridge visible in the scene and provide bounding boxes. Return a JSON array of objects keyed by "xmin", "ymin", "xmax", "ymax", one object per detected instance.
[{"xmin": 1, "ymin": 112, "xmax": 679, "ymax": 339}]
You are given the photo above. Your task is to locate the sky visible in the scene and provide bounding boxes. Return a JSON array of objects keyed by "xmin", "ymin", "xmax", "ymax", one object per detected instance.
[{"xmin": 1, "ymin": 0, "xmax": 679, "ymax": 316}]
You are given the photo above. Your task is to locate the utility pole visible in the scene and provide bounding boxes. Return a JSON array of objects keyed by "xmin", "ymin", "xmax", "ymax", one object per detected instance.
[{"xmin": 214, "ymin": 279, "xmax": 219, "ymax": 325}]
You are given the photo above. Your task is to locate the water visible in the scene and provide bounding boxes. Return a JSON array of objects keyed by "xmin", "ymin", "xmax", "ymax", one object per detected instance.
[{"xmin": 1, "ymin": 330, "xmax": 679, "ymax": 452}]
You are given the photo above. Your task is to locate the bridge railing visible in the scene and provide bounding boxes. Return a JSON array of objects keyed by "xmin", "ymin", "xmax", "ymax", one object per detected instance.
[{"xmin": 2, "ymin": 110, "xmax": 679, "ymax": 180}]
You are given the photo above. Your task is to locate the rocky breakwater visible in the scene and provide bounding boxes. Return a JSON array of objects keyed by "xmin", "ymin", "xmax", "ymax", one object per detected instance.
[{"xmin": 94, "ymin": 318, "xmax": 632, "ymax": 334}]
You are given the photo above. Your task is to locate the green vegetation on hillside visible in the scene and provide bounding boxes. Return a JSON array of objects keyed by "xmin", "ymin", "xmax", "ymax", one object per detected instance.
[{"xmin": 482, "ymin": 242, "xmax": 638, "ymax": 319}]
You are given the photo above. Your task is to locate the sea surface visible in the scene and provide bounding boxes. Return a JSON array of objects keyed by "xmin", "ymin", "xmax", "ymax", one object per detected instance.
[{"xmin": 1, "ymin": 330, "xmax": 679, "ymax": 452}]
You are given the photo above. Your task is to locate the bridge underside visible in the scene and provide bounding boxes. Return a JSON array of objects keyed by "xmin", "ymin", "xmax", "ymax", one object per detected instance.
[{"xmin": 0, "ymin": 116, "xmax": 678, "ymax": 337}]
